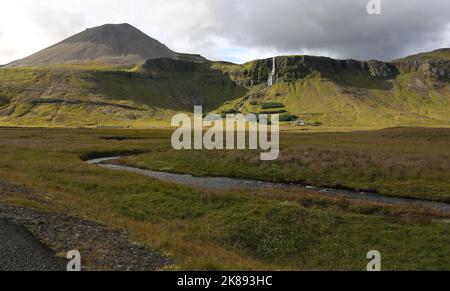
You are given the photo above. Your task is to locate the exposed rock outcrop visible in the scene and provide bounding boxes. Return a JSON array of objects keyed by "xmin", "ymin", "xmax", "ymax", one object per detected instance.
[
  {"xmin": 394, "ymin": 59, "xmax": 449, "ymax": 82},
  {"xmin": 223, "ymin": 56, "xmax": 399, "ymax": 87}
]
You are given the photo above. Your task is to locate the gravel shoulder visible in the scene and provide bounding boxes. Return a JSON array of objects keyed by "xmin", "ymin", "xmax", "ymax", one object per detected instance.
[{"xmin": 0, "ymin": 181, "xmax": 171, "ymax": 271}]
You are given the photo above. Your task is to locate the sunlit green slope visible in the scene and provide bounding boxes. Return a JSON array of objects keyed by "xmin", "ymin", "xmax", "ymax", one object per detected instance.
[{"xmin": 0, "ymin": 49, "xmax": 448, "ymax": 127}]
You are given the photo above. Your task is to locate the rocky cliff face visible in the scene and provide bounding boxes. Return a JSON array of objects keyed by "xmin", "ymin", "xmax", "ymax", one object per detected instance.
[
  {"xmin": 393, "ymin": 59, "xmax": 449, "ymax": 82},
  {"xmin": 222, "ymin": 56, "xmax": 399, "ymax": 87},
  {"xmin": 391, "ymin": 48, "xmax": 450, "ymax": 82},
  {"xmin": 142, "ymin": 58, "xmax": 200, "ymax": 78}
]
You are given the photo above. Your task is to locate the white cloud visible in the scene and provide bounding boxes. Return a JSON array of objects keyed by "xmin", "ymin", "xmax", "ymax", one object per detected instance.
[{"xmin": 0, "ymin": 0, "xmax": 449, "ymax": 64}]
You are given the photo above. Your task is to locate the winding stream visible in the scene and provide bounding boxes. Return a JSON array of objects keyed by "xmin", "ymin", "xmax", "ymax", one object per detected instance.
[{"xmin": 87, "ymin": 157, "xmax": 450, "ymax": 214}]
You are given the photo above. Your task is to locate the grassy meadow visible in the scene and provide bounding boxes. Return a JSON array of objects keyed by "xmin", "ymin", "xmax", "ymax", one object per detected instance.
[
  {"xmin": 122, "ymin": 127, "xmax": 450, "ymax": 202},
  {"xmin": 0, "ymin": 127, "xmax": 449, "ymax": 270}
]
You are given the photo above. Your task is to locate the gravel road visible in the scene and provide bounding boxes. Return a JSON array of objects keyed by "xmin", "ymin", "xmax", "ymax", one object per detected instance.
[{"xmin": 0, "ymin": 219, "xmax": 66, "ymax": 271}]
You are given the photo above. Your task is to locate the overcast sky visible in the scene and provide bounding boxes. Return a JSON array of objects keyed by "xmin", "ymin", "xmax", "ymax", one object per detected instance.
[{"xmin": 1, "ymin": 0, "xmax": 449, "ymax": 64}]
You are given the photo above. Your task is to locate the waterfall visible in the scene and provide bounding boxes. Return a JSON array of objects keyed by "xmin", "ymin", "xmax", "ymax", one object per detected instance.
[{"xmin": 267, "ymin": 57, "xmax": 276, "ymax": 86}]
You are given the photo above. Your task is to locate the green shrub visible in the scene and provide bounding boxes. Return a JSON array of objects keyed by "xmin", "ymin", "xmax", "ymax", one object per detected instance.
[
  {"xmin": 0, "ymin": 96, "xmax": 9, "ymax": 108},
  {"xmin": 260, "ymin": 109, "xmax": 288, "ymax": 114},
  {"xmin": 261, "ymin": 102, "xmax": 285, "ymax": 109},
  {"xmin": 221, "ymin": 108, "xmax": 240, "ymax": 115},
  {"xmin": 309, "ymin": 121, "xmax": 323, "ymax": 127},
  {"xmin": 279, "ymin": 114, "xmax": 299, "ymax": 122}
]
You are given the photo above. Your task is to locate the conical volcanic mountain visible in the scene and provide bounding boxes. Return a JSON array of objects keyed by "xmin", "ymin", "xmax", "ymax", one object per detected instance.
[{"xmin": 7, "ymin": 23, "xmax": 181, "ymax": 67}]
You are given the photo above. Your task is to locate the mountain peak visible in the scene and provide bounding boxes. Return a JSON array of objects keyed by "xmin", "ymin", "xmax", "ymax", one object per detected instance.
[{"xmin": 7, "ymin": 23, "xmax": 178, "ymax": 67}]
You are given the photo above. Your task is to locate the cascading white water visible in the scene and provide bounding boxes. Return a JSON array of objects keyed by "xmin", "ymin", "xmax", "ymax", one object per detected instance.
[{"xmin": 267, "ymin": 57, "xmax": 276, "ymax": 86}]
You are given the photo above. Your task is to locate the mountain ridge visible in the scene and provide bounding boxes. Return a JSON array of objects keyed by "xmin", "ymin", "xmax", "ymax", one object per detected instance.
[
  {"xmin": 6, "ymin": 23, "xmax": 206, "ymax": 67},
  {"xmin": 0, "ymin": 23, "xmax": 448, "ymax": 127}
]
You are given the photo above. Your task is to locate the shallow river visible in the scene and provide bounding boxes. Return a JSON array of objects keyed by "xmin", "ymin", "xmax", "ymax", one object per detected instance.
[{"xmin": 87, "ymin": 157, "xmax": 450, "ymax": 215}]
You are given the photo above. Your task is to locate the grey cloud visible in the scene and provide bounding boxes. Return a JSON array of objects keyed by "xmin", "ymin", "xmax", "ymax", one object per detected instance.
[
  {"xmin": 182, "ymin": 0, "xmax": 450, "ymax": 61},
  {"xmin": 1, "ymin": 0, "xmax": 449, "ymax": 64},
  {"xmin": 30, "ymin": 5, "xmax": 87, "ymax": 43}
]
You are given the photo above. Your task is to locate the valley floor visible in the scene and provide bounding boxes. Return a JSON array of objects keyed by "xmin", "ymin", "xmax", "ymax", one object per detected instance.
[{"xmin": 0, "ymin": 127, "xmax": 449, "ymax": 270}]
